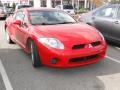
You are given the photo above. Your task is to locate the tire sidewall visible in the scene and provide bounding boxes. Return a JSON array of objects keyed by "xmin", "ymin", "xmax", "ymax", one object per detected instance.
[{"xmin": 30, "ymin": 41, "xmax": 42, "ymax": 67}]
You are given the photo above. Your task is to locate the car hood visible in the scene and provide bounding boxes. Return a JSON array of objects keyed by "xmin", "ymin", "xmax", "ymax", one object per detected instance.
[{"xmin": 34, "ymin": 23, "xmax": 102, "ymax": 46}]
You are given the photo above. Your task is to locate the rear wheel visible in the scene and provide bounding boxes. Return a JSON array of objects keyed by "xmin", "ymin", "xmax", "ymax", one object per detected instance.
[
  {"xmin": 5, "ymin": 28, "xmax": 14, "ymax": 44},
  {"xmin": 30, "ymin": 41, "xmax": 42, "ymax": 68}
]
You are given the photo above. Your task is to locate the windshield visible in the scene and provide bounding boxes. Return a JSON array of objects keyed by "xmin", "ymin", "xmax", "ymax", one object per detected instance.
[
  {"xmin": 29, "ymin": 10, "xmax": 76, "ymax": 25},
  {"xmin": 18, "ymin": 5, "xmax": 32, "ymax": 9},
  {"xmin": 63, "ymin": 5, "xmax": 73, "ymax": 9}
]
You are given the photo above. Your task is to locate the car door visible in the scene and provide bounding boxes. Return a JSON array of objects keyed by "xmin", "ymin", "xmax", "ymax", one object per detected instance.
[
  {"xmin": 93, "ymin": 6, "xmax": 117, "ymax": 39},
  {"xmin": 17, "ymin": 12, "xmax": 29, "ymax": 47},
  {"xmin": 6, "ymin": 13, "xmax": 16, "ymax": 40},
  {"xmin": 12, "ymin": 11, "xmax": 24, "ymax": 44},
  {"xmin": 14, "ymin": 11, "xmax": 29, "ymax": 48},
  {"xmin": 7, "ymin": 12, "xmax": 21, "ymax": 41},
  {"xmin": 111, "ymin": 6, "xmax": 120, "ymax": 41}
]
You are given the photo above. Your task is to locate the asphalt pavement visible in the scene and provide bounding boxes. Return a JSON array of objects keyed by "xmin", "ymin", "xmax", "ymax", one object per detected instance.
[{"xmin": 0, "ymin": 20, "xmax": 120, "ymax": 90}]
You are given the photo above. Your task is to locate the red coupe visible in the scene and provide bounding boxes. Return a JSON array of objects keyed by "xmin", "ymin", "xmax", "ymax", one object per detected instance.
[{"xmin": 5, "ymin": 8, "xmax": 107, "ymax": 68}]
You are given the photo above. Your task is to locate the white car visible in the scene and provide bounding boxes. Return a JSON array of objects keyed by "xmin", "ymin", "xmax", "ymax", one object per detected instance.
[
  {"xmin": 15, "ymin": 4, "xmax": 32, "ymax": 11},
  {"xmin": 55, "ymin": 4, "xmax": 75, "ymax": 15}
]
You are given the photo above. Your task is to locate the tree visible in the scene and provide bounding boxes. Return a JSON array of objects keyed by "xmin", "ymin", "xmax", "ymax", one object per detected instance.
[{"xmin": 110, "ymin": 0, "xmax": 120, "ymax": 4}]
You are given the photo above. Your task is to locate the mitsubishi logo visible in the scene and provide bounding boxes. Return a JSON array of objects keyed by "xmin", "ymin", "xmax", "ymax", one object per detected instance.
[{"xmin": 88, "ymin": 44, "xmax": 93, "ymax": 48}]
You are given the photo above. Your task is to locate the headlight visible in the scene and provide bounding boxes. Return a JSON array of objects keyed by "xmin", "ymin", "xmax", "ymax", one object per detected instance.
[{"xmin": 39, "ymin": 38, "xmax": 64, "ymax": 49}]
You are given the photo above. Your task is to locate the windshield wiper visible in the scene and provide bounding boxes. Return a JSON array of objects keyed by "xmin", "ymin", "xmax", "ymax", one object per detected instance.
[
  {"xmin": 32, "ymin": 23, "xmax": 55, "ymax": 25},
  {"xmin": 56, "ymin": 22, "xmax": 76, "ymax": 24},
  {"xmin": 32, "ymin": 22, "xmax": 76, "ymax": 25},
  {"xmin": 40, "ymin": 23, "xmax": 54, "ymax": 25}
]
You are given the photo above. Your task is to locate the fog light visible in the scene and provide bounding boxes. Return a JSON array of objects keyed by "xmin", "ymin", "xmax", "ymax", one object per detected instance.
[{"xmin": 51, "ymin": 58, "xmax": 58, "ymax": 64}]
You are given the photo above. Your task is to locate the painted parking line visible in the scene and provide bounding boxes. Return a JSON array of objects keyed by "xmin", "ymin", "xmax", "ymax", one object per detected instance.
[
  {"xmin": 106, "ymin": 56, "xmax": 120, "ymax": 64},
  {"xmin": 0, "ymin": 59, "xmax": 13, "ymax": 90}
]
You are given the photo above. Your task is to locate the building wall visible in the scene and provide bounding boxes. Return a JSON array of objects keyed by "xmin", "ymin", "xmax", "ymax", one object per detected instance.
[{"xmin": 89, "ymin": 0, "xmax": 104, "ymax": 7}]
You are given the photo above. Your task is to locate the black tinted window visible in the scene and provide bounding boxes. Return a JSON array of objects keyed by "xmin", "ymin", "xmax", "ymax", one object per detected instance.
[
  {"xmin": 18, "ymin": 5, "xmax": 31, "ymax": 9},
  {"xmin": 63, "ymin": 5, "xmax": 73, "ymax": 9}
]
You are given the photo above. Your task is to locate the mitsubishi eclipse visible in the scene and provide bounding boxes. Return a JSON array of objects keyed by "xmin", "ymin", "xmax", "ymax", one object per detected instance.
[{"xmin": 5, "ymin": 8, "xmax": 107, "ymax": 68}]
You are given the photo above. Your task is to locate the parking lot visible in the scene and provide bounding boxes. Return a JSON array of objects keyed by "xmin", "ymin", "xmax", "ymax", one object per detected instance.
[{"xmin": 0, "ymin": 20, "xmax": 120, "ymax": 90}]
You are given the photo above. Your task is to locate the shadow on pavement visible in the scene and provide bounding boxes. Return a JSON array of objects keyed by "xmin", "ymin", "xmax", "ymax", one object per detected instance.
[{"xmin": 0, "ymin": 48, "xmax": 120, "ymax": 90}]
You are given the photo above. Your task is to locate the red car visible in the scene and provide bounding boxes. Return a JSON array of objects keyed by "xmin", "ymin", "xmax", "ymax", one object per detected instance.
[{"xmin": 5, "ymin": 8, "xmax": 107, "ymax": 68}]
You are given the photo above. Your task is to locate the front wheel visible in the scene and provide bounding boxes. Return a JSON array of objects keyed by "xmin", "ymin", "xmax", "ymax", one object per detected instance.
[{"xmin": 30, "ymin": 41, "xmax": 42, "ymax": 68}]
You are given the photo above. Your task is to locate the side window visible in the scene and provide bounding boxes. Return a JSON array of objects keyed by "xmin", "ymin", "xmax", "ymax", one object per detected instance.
[
  {"xmin": 95, "ymin": 7, "xmax": 116, "ymax": 18},
  {"xmin": 14, "ymin": 11, "xmax": 24, "ymax": 21},
  {"xmin": 116, "ymin": 7, "xmax": 120, "ymax": 19}
]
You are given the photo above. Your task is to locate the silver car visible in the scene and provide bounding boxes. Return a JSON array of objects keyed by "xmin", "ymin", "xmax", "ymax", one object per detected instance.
[{"xmin": 79, "ymin": 4, "xmax": 120, "ymax": 45}]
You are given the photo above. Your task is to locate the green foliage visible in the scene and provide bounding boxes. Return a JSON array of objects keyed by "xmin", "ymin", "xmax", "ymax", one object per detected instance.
[
  {"xmin": 109, "ymin": 0, "xmax": 120, "ymax": 4},
  {"xmin": 12, "ymin": 3, "xmax": 16, "ymax": 10},
  {"xmin": 75, "ymin": 8, "xmax": 89, "ymax": 14}
]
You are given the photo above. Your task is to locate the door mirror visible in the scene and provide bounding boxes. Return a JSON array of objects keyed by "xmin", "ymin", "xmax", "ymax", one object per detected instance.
[
  {"xmin": 23, "ymin": 22, "xmax": 28, "ymax": 27},
  {"xmin": 13, "ymin": 20, "xmax": 22, "ymax": 26}
]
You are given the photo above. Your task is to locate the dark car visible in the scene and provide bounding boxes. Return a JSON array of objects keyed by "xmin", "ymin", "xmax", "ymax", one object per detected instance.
[
  {"xmin": 5, "ymin": 7, "xmax": 14, "ymax": 17},
  {"xmin": 79, "ymin": 4, "xmax": 120, "ymax": 44}
]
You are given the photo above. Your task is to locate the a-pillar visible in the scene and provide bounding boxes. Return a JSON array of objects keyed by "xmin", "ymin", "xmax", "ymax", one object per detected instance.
[
  {"xmin": 33, "ymin": 0, "xmax": 41, "ymax": 8},
  {"xmin": 47, "ymin": 0, "xmax": 52, "ymax": 8}
]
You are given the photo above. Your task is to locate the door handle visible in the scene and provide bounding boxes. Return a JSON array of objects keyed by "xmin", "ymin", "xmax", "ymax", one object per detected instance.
[{"xmin": 114, "ymin": 21, "xmax": 120, "ymax": 24}]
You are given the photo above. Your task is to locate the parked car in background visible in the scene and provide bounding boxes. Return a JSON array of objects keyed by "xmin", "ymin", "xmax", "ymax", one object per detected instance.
[
  {"xmin": 15, "ymin": 4, "xmax": 32, "ymax": 11},
  {"xmin": 0, "ymin": 6, "xmax": 7, "ymax": 19},
  {"xmin": 55, "ymin": 4, "xmax": 75, "ymax": 15},
  {"xmin": 5, "ymin": 7, "xmax": 14, "ymax": 17},
  {"xmin": 5, "ymin": 8, "xmax": 106, "ymax": 68},
  {"xmin": 78, "ymin": 4, "xmax": 120, "ymax": 44}
]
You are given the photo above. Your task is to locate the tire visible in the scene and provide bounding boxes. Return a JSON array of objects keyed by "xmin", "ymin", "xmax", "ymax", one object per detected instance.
[
  {"xmin": 30, "ymin": 41, "xmax": 42, "ymax": 68},
  {"xmin": 5, "ymin": 28, "xmax": 14, "ymax": 44}
]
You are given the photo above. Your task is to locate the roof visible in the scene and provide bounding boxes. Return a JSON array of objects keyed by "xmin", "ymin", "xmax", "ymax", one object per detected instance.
[{"xmin": 22, "ymin": 7, "xmax": 58, "ymax": 11}]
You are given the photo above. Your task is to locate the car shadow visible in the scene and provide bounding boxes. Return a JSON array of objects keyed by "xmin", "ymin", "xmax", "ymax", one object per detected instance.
[
  {"xmin": 0, "ymin": 18, "xmax": 6, "ymax": 21},
  {"xmin": 0, "ymin": 48, "xmax": 120, "ymax": 90}
]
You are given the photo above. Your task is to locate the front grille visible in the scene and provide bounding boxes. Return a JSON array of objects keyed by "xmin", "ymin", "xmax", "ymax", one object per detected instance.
[
  {"xmin": 69, "ymin": 54, "xmax": 98, "ymax": 62},
  {"xmin": 72, "ymin": 44, "xmax": 85, "ymax": 49},
  {"xmin": 72, "ymin": 41, "xmax": 101, "ymax": 50},
  {"xmin": 91, "ymin": 41, "xmax": 101, "ymax": 47}
]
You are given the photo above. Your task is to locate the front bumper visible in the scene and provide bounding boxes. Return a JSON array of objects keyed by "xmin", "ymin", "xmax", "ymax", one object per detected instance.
[{"xmin": 37, "ymin": 43, "xmax": 107, "ymax": 68}]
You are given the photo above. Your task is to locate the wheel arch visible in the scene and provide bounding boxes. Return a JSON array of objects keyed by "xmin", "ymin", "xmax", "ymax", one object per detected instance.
[
  {"xmin": 4, "ymin": 21, "xmax": 7, "ymax": 31},
  {"xmin": 86, "ymin": 23, "xmax": 92, "ymax": 26},
  {"xmin": 26, "ymin": 37, "xmax": 33, "ymax": 53},
  {"xmin": 26, "ymin": 37, "xmax": 42, "ymax": 67},
  {"xmin": 26, "ymin": 36, "xmax": 38, "ymax": 53}
]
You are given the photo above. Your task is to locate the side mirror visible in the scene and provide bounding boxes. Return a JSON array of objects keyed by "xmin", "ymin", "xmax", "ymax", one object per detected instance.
[
  {"xmin": 23, "ymin": 22, "xmax": 28, "ymax": 28},
  {"xmin": 13, "ymin": 20, "xmax": 22, "ymax": 26}
]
